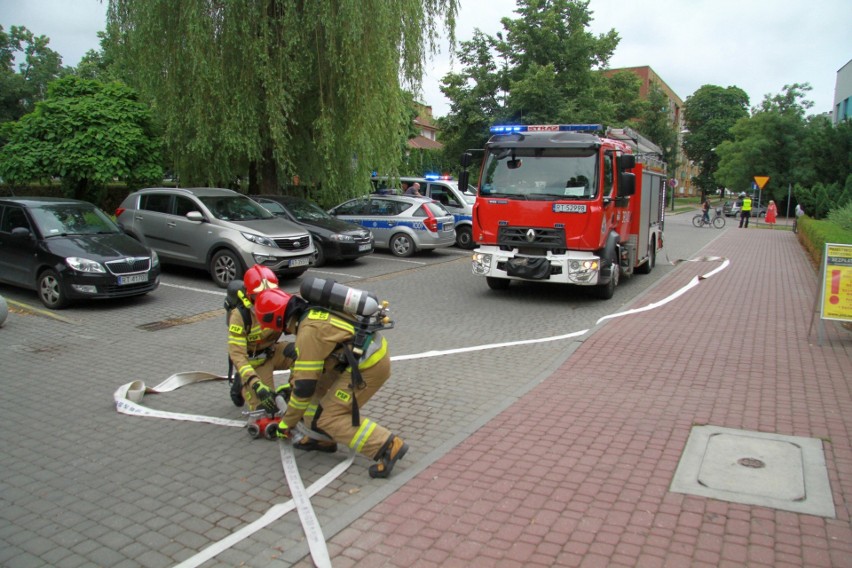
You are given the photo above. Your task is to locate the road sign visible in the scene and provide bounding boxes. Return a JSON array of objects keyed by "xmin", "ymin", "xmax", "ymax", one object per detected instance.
[
  {"xmin": 754, "ymin": 176, "xmax": 770, "ymax": 190},
  {"xmin": 668, "ymin": 178, "xmax": 678, "ymax": 188}
]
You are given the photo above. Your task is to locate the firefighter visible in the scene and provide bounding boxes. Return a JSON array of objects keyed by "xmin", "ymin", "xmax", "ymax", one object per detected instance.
[
  {"xmin": 739, "ymin": 192, "xmax": 753, "ymax": 228},
  {"xmin": 228, "ymin": 265, "xmax": 295, "ymax": 413},
  {"xmin": 253, "ymin": 288, "xmax": 409, "ymax": 479}
]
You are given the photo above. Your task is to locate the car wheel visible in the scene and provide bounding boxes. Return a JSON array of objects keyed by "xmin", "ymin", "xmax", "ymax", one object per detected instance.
[
  {"xmin": 37, "ymin": 269, "xmax": 70, "ymax": 309},
  {"xmin": 389, "ymin": 233, "xmax": 415, "ymax": 257},
  {"xmin": 210, "ymin": 249, "xmax": 245, "ymax": 288},
  {"xmin": 455, "ymin": 226, "xmax": 475, "ymax": 249},
  {"xmin": 313, "ymin": 243, "xmax": 326, "ymax": 267}
]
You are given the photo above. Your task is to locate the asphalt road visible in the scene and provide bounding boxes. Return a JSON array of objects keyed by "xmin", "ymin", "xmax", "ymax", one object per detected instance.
[{"xmin": 0, "ymin": 210, "xmax": 722, "ymax": 567}]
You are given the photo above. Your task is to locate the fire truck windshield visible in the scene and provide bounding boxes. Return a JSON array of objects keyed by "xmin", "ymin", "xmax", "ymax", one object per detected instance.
[{"xmin": 480, "ymin": 149, "xmax": 598, "ymax": 200}]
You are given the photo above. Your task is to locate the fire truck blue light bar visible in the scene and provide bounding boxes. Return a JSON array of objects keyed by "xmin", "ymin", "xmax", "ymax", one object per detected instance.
[{"xmin": 489, "ymin": 124, "xmax": 603, "ymax": 134}]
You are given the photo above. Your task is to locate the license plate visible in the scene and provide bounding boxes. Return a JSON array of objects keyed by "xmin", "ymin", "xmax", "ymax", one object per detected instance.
[
  {"xmin": 358, "ymin": 244, "xmax": 372, "ymax": 252},
  {"xmin": 442, "ymin": 223, "xmax": 454, "ymax": 232},
  {"xmin": 290, "ymin": 257, "xmax": 309, "ymax": 267},
  {"xmin": 118, "ymin": 273, "xmax": 148, "ymax": 285}
]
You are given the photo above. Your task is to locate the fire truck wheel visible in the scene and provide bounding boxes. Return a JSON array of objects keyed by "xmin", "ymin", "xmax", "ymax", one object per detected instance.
[
  {"xmin": 486, "ymin": 277, "xmax": 510, "ymax": 290},
  {"xmin": 247, "ymin": 424, "xmax": 261, "ymax": 439},
  {"xmin": 636, "ymin": 241, "xmax": 655, "ymax": 274},
  {"xmin": 594, "ymin": 255, "xmax": 618, "ymax": 299}
]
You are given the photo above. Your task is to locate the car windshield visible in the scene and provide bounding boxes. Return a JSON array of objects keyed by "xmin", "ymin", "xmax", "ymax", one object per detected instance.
[
  {"xmin": 30, "ymin": 204, "xmax": 121, "ymax": 237},
  {"xmin": 199, "ymin": 195, "xmax": 274, "ymax": 221},
  {"xmin": 481, "ymin": 148, "xmax": 599, "ymax": 200},
  {"xmin": 282, "ymin": 198, "xmax": 334, "ymax": 222}
]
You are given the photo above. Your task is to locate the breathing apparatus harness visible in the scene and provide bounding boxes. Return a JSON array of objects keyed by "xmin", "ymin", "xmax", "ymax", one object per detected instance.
[{"xmin": 297, "ymin": 278, "xmax": 394, "ymax": 426}]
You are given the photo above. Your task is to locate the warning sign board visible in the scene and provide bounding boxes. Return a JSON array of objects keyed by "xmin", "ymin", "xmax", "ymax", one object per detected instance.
[
  {"xmin": 753, "ymin": 176, "xmax": 770, "ymax": 190},
  {"xmin": 820, "ymin": 243, "xmax": 852, "ymax": 322}
]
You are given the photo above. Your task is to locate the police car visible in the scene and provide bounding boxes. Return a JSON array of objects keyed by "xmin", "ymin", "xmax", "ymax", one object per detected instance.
[
  {"xmin": 371, "ymin": 175, "xmax": 476, "ymax": 249},
  {"xmin": 328, "ymin": 195, "xmax": 456, "ymax": 257}
]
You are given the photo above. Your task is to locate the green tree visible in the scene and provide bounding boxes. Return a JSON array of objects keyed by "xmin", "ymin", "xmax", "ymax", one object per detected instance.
[
  {"xmin": 682, "ymin": 84, "xmax": 749, "ymax": 198},
  {"xmin": 438, "ymin": 0, "xmax": 626, "ymax": 165},
  {"xmin": 0, "ymin": 76, "xmax": 162, "ymax": 203},
  {"xmin": 639, "ymin": 83, "xmax": 678, "ymax": 170},
  {"xmin": 714, "ymin": 84, "xmax": 813, "ymax": 206},
  {"xmin": 796, "ymin": 115, "xmax": 852, "ymax": 190},
  {"xmin": 500, "ymin": 0, "xmax": 619, "ymax": 122},
  {"xmin": 0, "ymin": 25, "xmax": 66, "ymax": 124},
  {"xmin": 437, "ymin": 30, "xmax": 509, "ymax": 164},
  {"xmin": 108, "ymin": 0, "xmax": 458, "ymax": 202}
]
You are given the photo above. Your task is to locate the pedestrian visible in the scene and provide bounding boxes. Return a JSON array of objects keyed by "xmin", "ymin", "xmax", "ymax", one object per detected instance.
[
  {"xmin": 227, "ymin": 264, "xmax": 295, "ymax": 413},
  {"xmin": 765, "ymin": 200, "xmax": 778, "ymax": 228},
  {"xmin": 794, "ymin": 203, "xmax": 805, "ymax": 233},
  {"xmin": 404, "ymin": 182, "xmax": 422, "ymax": 197},
  {"xmin": 738, "ymin": 193, "xmax": 752, "ymax": 228},
  {"xmin": 254, "ymin": 287, "xmax": 409, "ymax": 478}
]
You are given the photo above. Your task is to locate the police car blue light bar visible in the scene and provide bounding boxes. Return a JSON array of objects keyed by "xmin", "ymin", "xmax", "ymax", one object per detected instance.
[{"xmin": 489, "ymin": 124, "xmax": 603, "ymax": 134}]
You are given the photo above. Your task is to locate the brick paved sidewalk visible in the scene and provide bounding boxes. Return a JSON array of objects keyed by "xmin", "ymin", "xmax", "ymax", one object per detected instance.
[{"xmin": 299, "ymin": 228, "xmax": 852, "ymax": 567}]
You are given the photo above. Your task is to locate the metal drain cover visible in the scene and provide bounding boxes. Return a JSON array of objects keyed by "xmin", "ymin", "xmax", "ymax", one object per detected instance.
[{"xmin": 671, "ymin": 425, "xmax": 835, "ymax": 517}]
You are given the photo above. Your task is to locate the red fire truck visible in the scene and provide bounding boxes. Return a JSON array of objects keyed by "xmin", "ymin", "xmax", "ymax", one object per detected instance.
[{"xmin": 458, "ymin": 124, "xmax": 666, "ymax": 299}]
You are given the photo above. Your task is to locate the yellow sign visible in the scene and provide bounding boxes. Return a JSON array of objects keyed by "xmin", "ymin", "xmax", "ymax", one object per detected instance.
[
  {"xmin": 820, "ymin": 243, "xmax": 852, "ymax": 322},
  {"xmin": 753, "ymin": 176, "xmax": 770, "ymax": 190}
]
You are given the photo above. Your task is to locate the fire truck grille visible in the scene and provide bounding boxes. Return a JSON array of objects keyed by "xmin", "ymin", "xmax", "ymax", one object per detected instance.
[{"xmin": 498, "ymin": 227, "xmax": 565, "ymax": 249}]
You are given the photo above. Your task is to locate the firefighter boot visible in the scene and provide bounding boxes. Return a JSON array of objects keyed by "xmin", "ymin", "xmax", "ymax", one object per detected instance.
[
  {"xmin": 229, "ymin": 376, "xmax": 244, "ymax": 407},
  {"xmin": 368, "ymin": 435, "xmax": 408, "ymax": 479},
  {"xmin": 294, "ymin": 437, "xmax": 338, "ymax": 453}
]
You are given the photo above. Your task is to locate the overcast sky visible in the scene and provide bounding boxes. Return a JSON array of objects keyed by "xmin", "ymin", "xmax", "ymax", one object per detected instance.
[{"xmin": 2, "ymin": 0, "xmax": 850, "ymax": 118}]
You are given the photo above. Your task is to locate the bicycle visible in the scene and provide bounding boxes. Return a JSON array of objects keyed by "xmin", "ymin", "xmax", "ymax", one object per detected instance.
[{"xmin": 692, "ymin": 207, "xmax": 726, "ymax": 229}]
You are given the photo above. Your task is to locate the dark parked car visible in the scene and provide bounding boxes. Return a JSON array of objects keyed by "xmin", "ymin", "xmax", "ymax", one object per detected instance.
[
  {"xmin": 250, "ymin": 195, "xmax": 374, "ymax": 266},
  {"xmin": 0, "ymin": 197, "xmax": 160, "ymax": 309}
]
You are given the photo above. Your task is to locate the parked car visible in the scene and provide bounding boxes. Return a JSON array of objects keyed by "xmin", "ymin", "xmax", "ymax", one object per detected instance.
[
  {"xmin": 249, "ymin": 194, "xmax": 374, "ymax": 266},
  {"xmin": 116, "ymin": 187, "xmax": 315, "ymax": 287},
  {"xmin": 371, "ymin": 175, "xmax": 477, "ymax": 249},
  {"xmin": 328, "ymin": 195, "xmax": 456, "ymax": 257},
  {"xmin": 723, "ymin": 199, "xmax": 766, "ymax": 218},
  {"xmin": 0, "ymin": 197, "xmax": 160, "ymax": 309}
]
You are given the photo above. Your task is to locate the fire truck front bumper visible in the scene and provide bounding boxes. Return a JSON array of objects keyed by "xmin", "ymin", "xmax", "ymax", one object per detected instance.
[{"xmin": 471, "ymin": 248, "xmax": 602, "ymax": 285}]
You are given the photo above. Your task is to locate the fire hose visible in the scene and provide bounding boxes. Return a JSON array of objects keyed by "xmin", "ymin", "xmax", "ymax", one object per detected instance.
[{"xmin": 113, "ymin": 255, "xmax": 729, "ymax": 566}]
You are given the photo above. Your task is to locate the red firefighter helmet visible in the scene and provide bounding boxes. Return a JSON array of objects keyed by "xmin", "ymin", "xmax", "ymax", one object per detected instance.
[
  {"xmin": 254, "ymin": 288, "xmax": 293, "ymax": 331},
  {"xmin": 243, "ymin": 264, "xmax": 279, "ymax": 301}
]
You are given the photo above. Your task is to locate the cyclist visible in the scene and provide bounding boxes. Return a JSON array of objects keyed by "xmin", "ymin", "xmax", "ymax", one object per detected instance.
[{"xmin": 701, "ymin": 199, "xmax": 711, "ymax": 224}]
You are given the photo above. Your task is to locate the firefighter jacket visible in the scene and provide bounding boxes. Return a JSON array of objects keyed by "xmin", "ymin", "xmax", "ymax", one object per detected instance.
[
  {"xmin": 280, "ymin": 307, "xmax": 388, "ymax": 429},
  {"xmin": 227, "ymin": 308, "xmax": 283, "ymax": 385}
]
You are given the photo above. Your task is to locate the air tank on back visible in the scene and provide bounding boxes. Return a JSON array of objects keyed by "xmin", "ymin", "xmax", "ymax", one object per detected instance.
[{"xmin": 300, "ymin": 277, "xmax": 381, "ymax": 317}]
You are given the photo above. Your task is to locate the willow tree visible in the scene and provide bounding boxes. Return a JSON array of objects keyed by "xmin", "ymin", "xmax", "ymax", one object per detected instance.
[{"xmin": 107, "ymin": 0, "xmax": 458, "ymax": 201}]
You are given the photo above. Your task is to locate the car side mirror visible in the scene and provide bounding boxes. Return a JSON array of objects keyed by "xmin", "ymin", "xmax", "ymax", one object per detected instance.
[
  {"xmin": 458, "ymin": 170, "xmax": 469, "ymax": 191},
  {"xmin": 10, "ymin": 227, "xmax": 32, "ymax": 239},
  {"xmin": 186, "ymin": 211, "xmax": 205, "ymax": 222},
  {"xmin": 460, "ymin": 152, "xmax": 472, "ymax": 168}
]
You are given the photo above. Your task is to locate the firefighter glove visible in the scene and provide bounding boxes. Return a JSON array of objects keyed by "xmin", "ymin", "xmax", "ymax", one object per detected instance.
[
  {"xmin": 276, "ymin": 422, "xmax": 292, "ymax": 440},
  {"xmin": 251, "ymin": 380, "xmax": 276, "ymax": 414}
]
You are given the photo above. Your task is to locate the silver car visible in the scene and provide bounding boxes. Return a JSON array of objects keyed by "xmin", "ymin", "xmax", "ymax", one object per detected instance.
[
  {"xmin": 116, "ymin": 187, "xmax": 315, "ymax": 287},
  {"xmin": 328, "ymin": 195, "xmax": 455, "ymax": 257}
]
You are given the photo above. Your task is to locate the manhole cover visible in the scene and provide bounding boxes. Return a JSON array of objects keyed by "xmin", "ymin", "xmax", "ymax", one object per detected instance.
[{"xmin": 671, "ymin": 425, "xmax": 835, "ymax": 517}]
